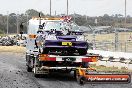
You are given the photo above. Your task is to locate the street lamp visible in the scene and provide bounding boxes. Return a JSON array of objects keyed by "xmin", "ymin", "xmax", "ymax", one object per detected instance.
[
  {"xmin": 88, "ymin": 25, "xmax": 96, "ymax": 50},
  {"xmin": 124, "ymin": 0, "xmax": 127, "ymax": 52},
  {"xmin": 50, "ymin": 0, "xmax": 52, "ymax": 16},
  {"xmin": 67, "ymin": 0, "xmax": 69, "ymax": 16},
  {"xmin": 16, "ymin": 14, "xmax": 19, "ymax": 34},
  {"xmin": 26, "ymin": 14, "xmax": 29, "ymax": 33},
  {"xmin": 125, "ymin": 0, "xmax": 127, "ymax": 27},
  {"xmin": 114, "ymin": 27, "xmax": 118, "ymax": 51},
  {"xmin": 6, "ymin": 11, "xmax": 9, "ymax": 35}
]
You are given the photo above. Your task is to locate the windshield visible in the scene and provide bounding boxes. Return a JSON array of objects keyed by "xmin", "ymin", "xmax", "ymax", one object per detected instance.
[
  {"xmin": 64, "ymin": 22, "xmax": 81, "ymax": 32},
  {"xmin": 70, "ymin": 23, "xmax": 80, "ymax": 31},
  {"xmin": 65, "ymin": 23, "xmax": 83, "ymax": 35},
  {"xmin": 44, "ymin": 21, "xmax": 83, "ymax": 36},
  {"xmin": 44, "ymin": 21, "xmax": 63, "ymax": 31}
]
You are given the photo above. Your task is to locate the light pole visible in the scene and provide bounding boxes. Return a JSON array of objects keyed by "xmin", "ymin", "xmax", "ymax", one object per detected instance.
[
  {"xmin": 95, "ymin": 19, "xmax": 98, "ymax": 26},
  {"xmin": 50, "ymin": 0, "xmax": 52, "ymax": 16},
  {"xmin": 115, "ymin": 27, "xmax": 118, "ymax": 51},
  {"xmin": 92, "ymin": 31, "xmax": 95, "ymax": 50},
  {"xmin": 26, "ymin": 13, "xmax": 28, "ymax": 33},
  {"xmin": 124, "ymin": 0, "xmax": 127, "ymax": 52},
  {"xmin": 125, "ymin": 0, "xmax": 127, "ymax": 27},
  {"xmin": 55, "ymin": 11, "xmax": 56, "ymax": 16},
  {"xmin": 89, "ymin": 25, "xmax": 96, "ymax": 50},
  {"xmin": 17, "ymin": 14, "xmax": 19, "ymax": 34},
  {"xmin": 74, "ymin": 12, "xmax": 75, "ymax": 22},
  {"xmin": 67, "ymin": 0, "xmax": 69, "ymax": 16},
  {"xmin": 6, "ymin": 11, "xmax": 9, "ymax": 35}
]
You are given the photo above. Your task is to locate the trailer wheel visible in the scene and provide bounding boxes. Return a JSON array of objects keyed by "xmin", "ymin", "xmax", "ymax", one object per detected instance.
[
  {"xmin": 34, "ymin": 72, "xmax": 40, "ymax": 78},
  {"xmin": 27, "ymin": 66, "xmax": 32, "ymax": 72},
  {"xmin": 34, "ymin": 74, "xmax": 40, "ymax": 78},
  {"xmin": 77, "ymin": 76, "xmax": 86, "ymax": 85},
  {"xmin": 73, "ymin": 70, "xmax": 76, "ymax": 79}
]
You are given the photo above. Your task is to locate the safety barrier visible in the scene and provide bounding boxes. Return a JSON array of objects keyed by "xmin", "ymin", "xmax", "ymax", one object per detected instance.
[{"xmin": 88, "ymin": 50, "xmax": 132, "ymax": 70}]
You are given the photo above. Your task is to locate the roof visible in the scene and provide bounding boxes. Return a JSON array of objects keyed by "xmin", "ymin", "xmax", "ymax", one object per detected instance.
[{"xmin": 31, "ymin": 17, "xmax": 64, "ymax": 21}]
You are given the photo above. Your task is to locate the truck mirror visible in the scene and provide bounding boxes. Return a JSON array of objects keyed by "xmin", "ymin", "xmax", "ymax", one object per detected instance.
[{"xmin": 39, "ymin": 25, "xmax": 43, "ymax": 29}]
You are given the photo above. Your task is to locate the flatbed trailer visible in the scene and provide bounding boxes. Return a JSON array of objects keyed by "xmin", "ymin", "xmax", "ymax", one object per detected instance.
[{"xmin": 26, "ymin": 51, "xmax": 98, "ymax": 77}]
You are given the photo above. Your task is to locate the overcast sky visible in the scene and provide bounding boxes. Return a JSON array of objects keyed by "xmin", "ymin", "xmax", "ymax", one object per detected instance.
[{"xmin": 0, "ymin": 0, "xmax": 132, "ymax": 16}]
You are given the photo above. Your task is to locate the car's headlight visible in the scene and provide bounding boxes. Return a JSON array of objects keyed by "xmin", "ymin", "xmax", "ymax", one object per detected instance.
[
  {"xmin": 76, "ymin": 36, "xmax": 85, "ymax": 41},
  {"xmin": 45, "ymin": 35, "xmax": 57, "ymax": 40}
]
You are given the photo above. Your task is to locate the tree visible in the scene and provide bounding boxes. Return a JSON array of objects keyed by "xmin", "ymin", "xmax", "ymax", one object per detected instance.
[{"xmin": 25, "ymin": 9, "xmax": 44, "ymax": 17}]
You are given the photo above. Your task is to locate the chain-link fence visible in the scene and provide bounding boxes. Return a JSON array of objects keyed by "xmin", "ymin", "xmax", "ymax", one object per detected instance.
[
  {"xmin": 85, "ymin": 32, "xmax": 132, "ymax": 53},
  {"xmin": 94, "ymin": 42, "xmax": 132, "ymax": 52}
]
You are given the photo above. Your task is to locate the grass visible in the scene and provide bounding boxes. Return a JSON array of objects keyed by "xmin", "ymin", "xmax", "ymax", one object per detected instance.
[
  {"xmin": 0, "ymin": 46, "xmax": 26, "ymax": 53},
  {"xmin": 90, "ymin": 64, "xmax": 132, "ymax": 73},
  {"xmin": 0, "ymin": 33, "xmax": 17, "ymax": 37},
  {"xmin": 0, "ymin": 34, "xmax": 7, "ymax": 37},
  {"xmin": 86, "ymin": 32, "xmax": 132, "ymax": 42}
]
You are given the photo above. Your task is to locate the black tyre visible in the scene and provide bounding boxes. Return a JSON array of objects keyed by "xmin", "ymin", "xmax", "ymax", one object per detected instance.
[
  {"xmin": 34, "ymin": 74, "xmax": 40, "ymax": 78},
  {"xmin": 78, "ymin": 49, "xmax": 87, "ymax": 55},
  {"xmin": 27, "ymin": 66, "xmax": 32, "ymax": 72},
  {"xmin": 33, "ymin": 66, "xmax": 41, "ymax": 78},
  {"xmin": 77, "ymin": 76, "xmax": 86, "ymax": 85},
  {"xmin": 73, "ymin": 70, "xmax": 77, "ymax": 79}
]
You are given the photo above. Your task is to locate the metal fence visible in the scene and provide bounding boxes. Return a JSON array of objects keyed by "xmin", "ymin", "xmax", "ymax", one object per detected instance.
[
  {"xmin": 85, "ymin": 32, "xmax": 132, "ymax": 53},
  {"xmin": 94, "ymin": 42, "xmax": 132, "ymax": 52}
]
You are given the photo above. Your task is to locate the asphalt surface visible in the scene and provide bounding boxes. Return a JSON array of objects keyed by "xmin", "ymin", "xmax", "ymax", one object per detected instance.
[{"xmin": 0, "ymin": 52, "xmax": 132, "ymax": 88}]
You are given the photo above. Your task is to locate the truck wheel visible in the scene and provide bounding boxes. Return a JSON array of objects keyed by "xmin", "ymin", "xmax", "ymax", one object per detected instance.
[
  {"xmin": 27, "ymin": 66, "xmax": 32, "ymax": 72},
  {"xmin": 73, "ymin": 70, "xmax": 76, "ymax": 79},
  {"xmin": 34, "ymin": 74, "xmax": 40, "ymax": 78},
  {"xmin": 33, "ymin": 67, "xmax": 40, "ymax": 78},
  {"xmin": 77, "ymin": 76, "xmax": 86, "ymax": 85},
  {"xmin": 78, "ymin": 49, "xmax": 87, "ymax": 55}
]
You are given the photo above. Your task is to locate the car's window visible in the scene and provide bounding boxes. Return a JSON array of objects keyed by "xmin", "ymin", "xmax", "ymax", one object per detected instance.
[{"xmin": 44, "ymin": 21, "xmax": 63, "ymax": 31}]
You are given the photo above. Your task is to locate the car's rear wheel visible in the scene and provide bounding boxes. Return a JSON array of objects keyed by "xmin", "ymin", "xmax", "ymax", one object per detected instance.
[{"xmin": 27, "ymin": 66, "xmax": 32, "ymax": 72}]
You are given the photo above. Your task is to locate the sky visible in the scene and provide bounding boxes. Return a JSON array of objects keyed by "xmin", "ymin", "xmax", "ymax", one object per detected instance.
[{"xmin": 0, "ymin": 0, "xmax": 132, "ymax": 16}]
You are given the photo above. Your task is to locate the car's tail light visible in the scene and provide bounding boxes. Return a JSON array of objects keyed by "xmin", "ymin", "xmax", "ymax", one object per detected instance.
[
  {"xmin": 39, "ymin": 54, "xmax": 56, "ymax": 61},
  {"xmin": 82, "ymin": 57, "xmax": 97, "ymax": 62},
  {"xmin": 48, "ymin": 57, "xmax": 56, "ymax": 61}
]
